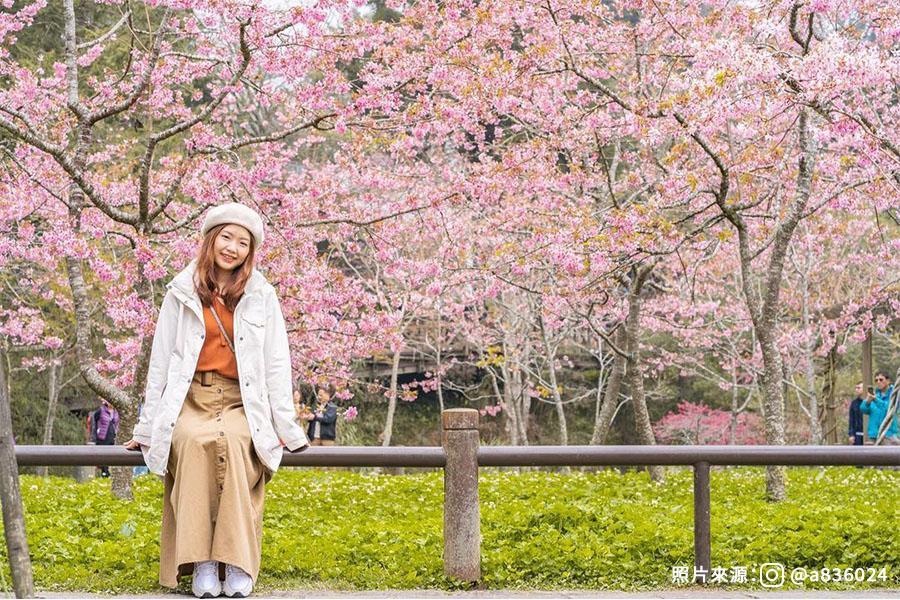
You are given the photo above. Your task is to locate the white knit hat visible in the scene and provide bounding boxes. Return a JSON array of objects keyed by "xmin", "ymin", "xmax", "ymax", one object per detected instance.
[{"xmin": 200, "ymin": 203, "xmax": 264, "ymax": 248}]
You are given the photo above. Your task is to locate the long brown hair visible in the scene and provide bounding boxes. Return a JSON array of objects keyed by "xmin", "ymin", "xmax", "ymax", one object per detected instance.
[{"xmin": 193, "ymin": 224, "xmax": 256, "ymax": 312}]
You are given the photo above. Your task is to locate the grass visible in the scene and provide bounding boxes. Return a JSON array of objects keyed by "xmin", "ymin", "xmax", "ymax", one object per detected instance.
[{"xmin": 0, "ymin": 466, "xmax": 897, "ymax": 593}]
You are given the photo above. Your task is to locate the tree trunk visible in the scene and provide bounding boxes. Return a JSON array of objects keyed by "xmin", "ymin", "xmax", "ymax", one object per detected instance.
[
  {"xmin": 518, "ymin": 372, "xmax": 531, "ymax": 444},
  {"xmin": 624, "ymin": 266, "xmax": 664, "ymax": 482},
  {"xmin": 112, "ymin": 317, "xmax": 155, "ymax": 499},
  {"xmin": 380, "ymin": 346, "xmax": 402, "ymax": 447},
  {"xmin": 799, "ymin": 257, "xmax": 822, "ymax": 444},
  {"xmin": 822, "ymin": 346, "xmax": 838, "ymax": 444},
  {"xmin": 592, "ymin": 352, "xmax": 606, "ymax": 443},
  {"xmin": 0, "ymin": 343, "xmax": 35, "ymax": 598},
  {"xmin": 758, "ymin": 336, "xmax": 787, "ymax": 501},
  {"xmin": 540, "ymin": 322, "xmax": 568, "ymax": 446},
  {"xmin": 501, "ymin": 338, "xmax": 529, "ymax": 445},
  {"xmin": 729, "ymin": 368, "xmax": 739, "ymax": 446},
  {"xmin": 592, "ymin": 328, "xmax": 626, "ymax": 445},
  {"xmin": 492, "ymin": 370, "xmax": 518, "ymax": 445},
  {"xmin": 435, "ymin": 321, "xmax": 445, "ymax": 414},
  {"xmin": 435, "ymin": 363, "xmax": 445, "ymax": 414},
  {"xmin": 732, "ymin": 109, "xmax": 816, "ymax": 501},
  {"xmin": 36, "ymin": 362, "xmax": 60, "ymax": 478},
  {"xmin": 64, "ymin": 125, "xmax": 135, "ymax": 498}
]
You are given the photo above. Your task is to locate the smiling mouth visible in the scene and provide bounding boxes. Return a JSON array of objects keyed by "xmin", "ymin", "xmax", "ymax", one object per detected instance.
[{"xmin": 221, "ymin": 254, "xmax": 237, "ymax": 262}]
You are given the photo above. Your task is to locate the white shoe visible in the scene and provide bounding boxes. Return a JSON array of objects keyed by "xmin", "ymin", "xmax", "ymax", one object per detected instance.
[
  {"xmin": 192, "ymin": 560, "xmax": 221, "ymax": 598},
  {"xmin": 223, "ymin": 563, "xmax": 253, "ymax": 598}
]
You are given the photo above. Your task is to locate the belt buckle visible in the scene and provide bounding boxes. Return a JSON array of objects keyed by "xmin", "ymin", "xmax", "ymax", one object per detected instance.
[{"xmin": 200, "ymin": 371, "xmax": 213, "ymax": 387}]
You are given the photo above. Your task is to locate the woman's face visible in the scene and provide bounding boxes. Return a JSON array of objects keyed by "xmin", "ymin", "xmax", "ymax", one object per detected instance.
[{"xmin": 213, "ymin": 224, "xmax": 252, "ymax": 272}]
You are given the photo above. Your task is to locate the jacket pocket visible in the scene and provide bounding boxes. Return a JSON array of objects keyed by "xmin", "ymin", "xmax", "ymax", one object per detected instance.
[
  {"xmin": 242, "ymin": 305, "xmax": 266, "ymax": 328},
  {"xmin": 241, "ymin": 309, "xmax": 266, "ymax": 349}
]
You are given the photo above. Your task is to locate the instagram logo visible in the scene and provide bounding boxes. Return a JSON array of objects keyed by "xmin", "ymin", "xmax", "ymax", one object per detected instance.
[{"xmin": 759, "ymin": 563, "xmax": 785, "ymax": 587}]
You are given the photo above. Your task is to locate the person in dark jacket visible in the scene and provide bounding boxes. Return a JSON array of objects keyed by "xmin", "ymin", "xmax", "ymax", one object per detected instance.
[
  {"xmin": 848, "ymin": 382, "xmax": 865, "ymax": 446},
  {"xmin": 91, "ymin": 399, "xmax": 119, "ymax": 477},
  {"xmin": 300, "ymin": 387, "xmax": 337, "ymax": 446}
]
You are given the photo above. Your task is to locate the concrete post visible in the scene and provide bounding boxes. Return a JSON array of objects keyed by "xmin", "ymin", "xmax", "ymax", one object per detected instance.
[
  {"xmin": 75, "ymin": 441, "xmax": 96, "ymax": 482},
  {"xmin": 442, "ymin": 408, "xmax": 480, "ymax": 583},
  {"xmin": 73, "ymin": 465, "xmax": 94, "ymax": 483}
]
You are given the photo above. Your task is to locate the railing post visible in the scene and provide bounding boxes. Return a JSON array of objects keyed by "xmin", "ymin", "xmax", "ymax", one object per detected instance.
[
  {"xmin": 693, "ymin": 461, "xmax": 711, "ymax": 583},
  {"xmin": 441, "ymin": 408, "xmax": 480, "ymax": 583}
]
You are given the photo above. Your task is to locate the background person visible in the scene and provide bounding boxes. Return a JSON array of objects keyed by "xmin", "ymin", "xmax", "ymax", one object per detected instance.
[
  {"xmin": 300, "ymin": 386, "xmax": 338, "ymax": 446},
  {"xmin": 861, "ymin": 370, "xmax": 899, "ymax": 445},
  {"xmin": 90, "ymin": 399, "xmax": 119, "ymax": 478},
  {"xmin": 848, "ymin": 382, "xmax": 865, "ymax": 446}
]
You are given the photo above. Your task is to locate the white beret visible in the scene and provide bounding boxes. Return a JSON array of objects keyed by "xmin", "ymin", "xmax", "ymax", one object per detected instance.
[{"xmin": 201, "ymin": 203, "xmax": 264, "ymax": 248}]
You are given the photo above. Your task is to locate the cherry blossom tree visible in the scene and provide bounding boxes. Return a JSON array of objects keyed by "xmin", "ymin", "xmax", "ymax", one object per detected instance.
[
  {"xmin": 0, "ymin": 0, "xmax": 389, "ymax": 498},
  {"xmin": 657, "ymin": 401, "xmax": 764, "ymax": 445},
  {"xmin": 1, "ymin": 0, "xmax": 896, "ymax": 513},
  {"xmin": 535, "ymin": 0, "xmax": 899, "ymax": 500}
]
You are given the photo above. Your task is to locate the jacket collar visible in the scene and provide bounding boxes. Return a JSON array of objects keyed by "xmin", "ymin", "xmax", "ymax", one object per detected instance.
[{"xmin": 167, "ymin": 259, "xmax": 267, "ymax": 304}]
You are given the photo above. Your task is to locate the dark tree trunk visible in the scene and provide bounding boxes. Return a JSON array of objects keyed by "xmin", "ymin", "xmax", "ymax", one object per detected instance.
[{"xmin": 0, "ymin": 343, "xmax": 35, "ymax": 597}]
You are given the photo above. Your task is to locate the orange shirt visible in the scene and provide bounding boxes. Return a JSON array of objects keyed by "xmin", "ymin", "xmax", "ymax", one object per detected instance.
[{"xmin": 196, "ymin": 296, "xmax": 239, "ymax": 380}]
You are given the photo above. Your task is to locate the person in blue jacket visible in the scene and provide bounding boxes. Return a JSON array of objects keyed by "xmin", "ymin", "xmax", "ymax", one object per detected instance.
[{"xmin": 860, "ymin": 370, "xmax": 898, "ymax": 444}]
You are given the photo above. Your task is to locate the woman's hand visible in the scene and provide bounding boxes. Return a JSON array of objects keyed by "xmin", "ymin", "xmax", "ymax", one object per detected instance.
[{"xmin": 123, "ymin": 439, "xmax": 146, "ymax": 452}]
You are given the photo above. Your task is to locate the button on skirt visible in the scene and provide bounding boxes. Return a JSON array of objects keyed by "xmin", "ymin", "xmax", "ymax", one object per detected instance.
[{"xmin": 159, "ymin": 372, "xmax": 270, "ymax": 588}]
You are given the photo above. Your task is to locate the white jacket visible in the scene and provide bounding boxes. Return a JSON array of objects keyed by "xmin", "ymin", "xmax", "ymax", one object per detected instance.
[{"xmin": 132, "ymin": 261, "xmax": 308, "ymax": 475}]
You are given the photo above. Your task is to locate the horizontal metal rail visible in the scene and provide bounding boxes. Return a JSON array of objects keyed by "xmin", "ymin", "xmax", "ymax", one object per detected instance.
[
  {"xmin": 478, "ymin": 445, "xmax": 900, "ymax": 466},
  {"xmin": 14, "ymin": 445, "xmax": 446, "ymax": 468},
  {"xmin": 11, "ymin": 435, "xmax": 900, "ymax": 585},
  {"xmin": 14, "ymin": 444, "xmax": 900, "ymax": 467}
]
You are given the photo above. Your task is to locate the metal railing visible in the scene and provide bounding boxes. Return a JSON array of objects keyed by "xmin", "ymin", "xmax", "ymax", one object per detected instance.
[{"xmin": 14, "ymin": 408, "xmax": 900, "ymax": 582}]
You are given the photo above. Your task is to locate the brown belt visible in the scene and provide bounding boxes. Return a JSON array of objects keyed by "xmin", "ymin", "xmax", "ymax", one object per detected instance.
[{"xmin": 198, "ymin": 371, "xmax": 215, "ymax": 386}]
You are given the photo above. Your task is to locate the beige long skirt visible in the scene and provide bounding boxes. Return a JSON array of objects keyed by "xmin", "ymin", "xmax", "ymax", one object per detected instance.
[{"xmin": 159, "ymin": 372, "xmax": 270, "ymax": 588}]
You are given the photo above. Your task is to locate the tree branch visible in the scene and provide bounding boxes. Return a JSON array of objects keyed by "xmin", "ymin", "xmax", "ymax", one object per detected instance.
[
  {"xmin": 87, "ymin": 9, "xmax": 171, "ymax": 125},
  {"xmin": 76, "ymin": 9, "xmax": 132, "ymax": 50},
  {"xmin": 63, "ymin": 0, "xmax": 88, "ymax": 120},
  {"xmin": 789, "ymin": 3, "xmax": 810, "ymax": 54},
  {"xmin": 138, "ymin": 19, "xmax": 251, "ymax": 224},
  {"xmin": 295, "ymin": 199, "xmax": 451, "ymax": 228},
  {"xmin": 150, "ymin": 202, "xmax": 212, "ymax": 235},
  {"xmin": 0, "ymin": 115, "xmax": 137, "ymax": 224},
  {"xmin": 194, "ymin": 113, "xmax": 337, "ymax": 155}
]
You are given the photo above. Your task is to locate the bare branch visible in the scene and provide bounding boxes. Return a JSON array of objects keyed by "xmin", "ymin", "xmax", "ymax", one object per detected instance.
[
  {"xmin": 295, "ymin": 196, "xmax": 456, "ymax": 228},
  {"xmin": 582, "ymin": 309, "xmax": 630, "ymax": 359},
  {"xmin": 159, "ymin": 51, "xmax": 224, "ymax": 64},
  {"xmin": 76, "ymin": 9, "xmax": 132, "ymax": 50},
  {"xmin": 0, "ymin": 105, "xmax": 42, "ymax": 140},
  {"xmin": 151, "ymin": 22, "xmax": 252, "ymax": 145},
  {"xmin": 800, "ymin": 176, "xmax": 875, "ymax": 219},
  {"xmin": 194, "ymin": 113, "xmax": 337, "ymax": 155},
  {"xmin": 150, "ymin": 202, "xmax": 213, "ymax": 235}
]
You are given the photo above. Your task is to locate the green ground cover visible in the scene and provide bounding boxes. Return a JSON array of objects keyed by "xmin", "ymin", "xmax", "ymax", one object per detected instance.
[{"xmin": 0, "ymin": 467, "xmax": 896, "ymax": 593}]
